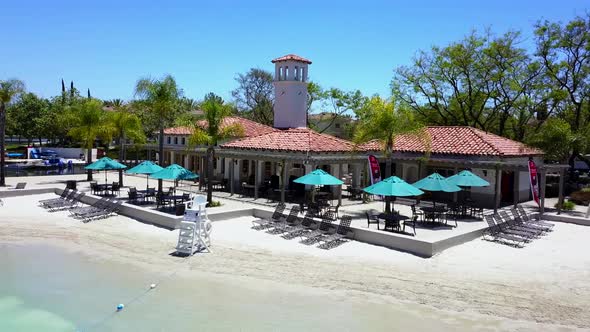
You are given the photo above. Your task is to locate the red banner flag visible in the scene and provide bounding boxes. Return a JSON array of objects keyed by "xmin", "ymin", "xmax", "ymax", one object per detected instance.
[
  {"xmin": 528, "ymin": 158, "xmax": 540, "ymax": 207},
  {"xmin": 368, "ymin": 155, "xmax": 381, "ymax": 185}
]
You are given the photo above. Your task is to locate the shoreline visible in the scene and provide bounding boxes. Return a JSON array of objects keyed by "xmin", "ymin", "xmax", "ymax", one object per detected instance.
[{"xmin": 2, "ymin": 194, "xmax": 590, "ymax": 330}]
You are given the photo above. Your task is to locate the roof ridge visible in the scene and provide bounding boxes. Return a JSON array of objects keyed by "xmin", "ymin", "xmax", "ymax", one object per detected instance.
[{"xmin": 464, "ymin": 127, "xmax": 503, "ymax": 155}]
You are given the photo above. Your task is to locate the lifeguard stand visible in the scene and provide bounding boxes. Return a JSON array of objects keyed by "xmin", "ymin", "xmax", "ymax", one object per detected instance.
[{"xmin": 176, "ymin": 195, "xmax": 211, "ymax": 255}]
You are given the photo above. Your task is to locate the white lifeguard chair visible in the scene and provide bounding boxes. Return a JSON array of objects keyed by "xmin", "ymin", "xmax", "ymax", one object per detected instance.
[{"xmin": 176, "ymin": 195, "xmax": 211, "ymax": 255}]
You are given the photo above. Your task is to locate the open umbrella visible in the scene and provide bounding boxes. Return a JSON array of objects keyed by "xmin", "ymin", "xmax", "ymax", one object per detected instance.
[
  {"xmin": 364, "ymin": 176, "xmax": 424, "ymax": 210},
  {"xmin": 413, "ymin": 172, "xmax": 461, "ymax": 206},
  {"xmin": 126, "ymin": 160, "xmax": 164, "ymax": 190},
  {"xmin": 85, "ymin": 157, "xmax": 127, "ymax": 183},
  {"xmin": 294, "ymin": 169, "xmax": 343, "ymax": 186},
  {"xmin": 446, "ymin": 170, "xmax": 490, "ymax": 187},
  {"xmin": 150, "ymin": 164, "xmax": 198, "ymax": 193}
]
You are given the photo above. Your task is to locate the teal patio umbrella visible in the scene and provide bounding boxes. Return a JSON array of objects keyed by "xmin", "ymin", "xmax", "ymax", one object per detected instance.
[
  {"xmin": 126, "ymin": 160, "xmax": 164, "ymax": 190},
  {"xmin": 446, "ymin": 170, "xmax": 490, "ymax": 187},
  {"xmin": 413, "ymin": 172, "xmax": 461, "ymax": 206},
  {"xmin": 150, "ymin": 164, "xmax": 198, "ymax": 193},
  {"xmin": 364, "ymin": 176, "xmax": 424, "ymax": 211},
  {"xmin": 294, "ymin": 169, "xmax": 344, "ymax": 186},
  {"xmin": 85, "ymin": 157, "xmax": 127, "ymax": 183}
]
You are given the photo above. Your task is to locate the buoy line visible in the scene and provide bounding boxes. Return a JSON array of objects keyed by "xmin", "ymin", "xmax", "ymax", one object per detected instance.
[{"xmin": 75, "ymin": 253, "xmax": 195, "ymax": 332}]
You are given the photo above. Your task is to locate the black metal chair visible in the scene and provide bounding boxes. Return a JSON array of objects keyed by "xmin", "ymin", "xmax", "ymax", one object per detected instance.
[{"xmin": 366, "ymin": 210, "xmax": 380, "ymax": 230}]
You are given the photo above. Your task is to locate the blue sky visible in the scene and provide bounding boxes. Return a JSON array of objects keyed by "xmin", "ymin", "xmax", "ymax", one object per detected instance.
[{"xmin": 1, "ymin": 0, "xmax": 587, "ymax": 104}]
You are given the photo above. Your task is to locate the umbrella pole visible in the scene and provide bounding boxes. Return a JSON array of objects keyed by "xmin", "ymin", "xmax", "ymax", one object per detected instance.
[{"xmin": 146, "ymin": 174, "xmax": 149, "ymax": 191}]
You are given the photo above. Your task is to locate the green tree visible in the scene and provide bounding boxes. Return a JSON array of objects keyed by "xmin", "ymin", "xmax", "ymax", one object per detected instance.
[
  {"xmin": 231, "ymin": 68, "xmax": 274, "ymax": 125},
  {"xmin": 68, "ymin": 99, "xmax": 115, "ymax": 181},
  {"xmin": 0, "ymin": 79, "xmax": 25, "ymax": 186},
  {"xmin": 527, "ymin": 118, "xmax": 589, "ymax": 164},
  {"xmin": 353, "ymin": 96, "xmax": 429, "ymax": 212},
  {"xmin": 188, "ymin": 94, "xmax": 244, "ymax": 205},
  {"xmin": 7, "ymin": 92, "xmax": 49, "ymax": 145},
  {"xmin": 535, "ymin": 14, "xmax": 590, "ymax": 168},
  {"xmin": 109, "ymin": 108, "xmax": 145, "ymax": 184},
  {"xmin": 134, "ymin": 75, "xmax": 183, "ymax": 192}
]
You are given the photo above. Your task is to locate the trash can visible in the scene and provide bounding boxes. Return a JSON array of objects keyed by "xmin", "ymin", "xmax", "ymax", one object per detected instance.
[
  {"xmin": 66, "ymin": 180, "xmax": 77, "ymax": 190},
  {"xmin": 175, "ymin": 203, "xmax": 186, "ymax": 216}
]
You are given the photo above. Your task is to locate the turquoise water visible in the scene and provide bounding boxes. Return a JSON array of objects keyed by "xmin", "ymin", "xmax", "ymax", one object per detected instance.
[{"xmin": 1, "ymin": 243, "xmax": 530, "ymax": 332}]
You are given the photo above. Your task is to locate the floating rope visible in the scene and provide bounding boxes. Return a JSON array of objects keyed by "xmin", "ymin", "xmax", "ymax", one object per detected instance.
[{"xmin": 75, "ymin": 254, "xmax": 195, "ymax": 332}]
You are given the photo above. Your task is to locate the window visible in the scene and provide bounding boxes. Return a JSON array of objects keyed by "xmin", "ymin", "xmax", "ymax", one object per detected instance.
[
  {"xmin": 174, "ymin": 137, "xmax": 178, "ymax": 145},
  {"xmin": 167, "ymin": 136, "xmax": 171, "ymax": 144},
  {"xmin": 181, "ymin": 137, "xmax": 186, "ymax": 145},
  {"xmin": 335, "ymin": 123, "xmax": 341, "ymax": 129},
  {"xmin": 294, "ymin": 66, "xmax": 299, "ymax": 80},
  {"xmin": 285, "ymin": 66, "xmax": 289, "ymax": 80}
]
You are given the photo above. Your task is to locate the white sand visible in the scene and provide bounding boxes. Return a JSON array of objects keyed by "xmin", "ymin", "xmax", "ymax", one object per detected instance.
[{"xmin": 1, "ymin": 193, "xmax": 590, "ymax": 330}]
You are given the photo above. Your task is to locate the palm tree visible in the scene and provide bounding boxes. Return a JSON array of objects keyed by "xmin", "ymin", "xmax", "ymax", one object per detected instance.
[
  {"xmin": 110, "ymin": 109, "xmax": 145, "ymax": 185},
  {"xmin": 69, "ymin": 99, "xmax": 115, "ymax": 181},
  {"xmin": 0, "ymin": 79, "xmax": 25, "ymax": 186},
  {"xmin": 354, "ymin": 96, "xmax": 430, "ymax": 212},
  {"xmin": 189, "ymin": 94, "xmax": 243, "ymax": 205},
  {"xmin": 134, "ymin": 75, "xmax": 182, "ymax": 193}
]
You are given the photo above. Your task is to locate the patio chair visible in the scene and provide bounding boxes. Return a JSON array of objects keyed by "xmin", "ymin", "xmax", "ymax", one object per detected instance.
[
  {"xmin": 252, "ymin": 203, "xmax": 286, "ymax": 229},
  {"xmin": 403, "ymin": 215, "xmax": 418, "ymax": 236},
  {"xmin": 318, "ymin": 215, "xmax": 354, "ymax": 249},
  {"xmin": 111, "ymin": 182, "xmax": 121, "ymax": 196},
  {"xmin": 300, "ymin": 212, "xmax": 336, "ymax": 245},
  {"xmin": 267, "ymin": 205, "xmax": 301, "ymax": 234},
  {"xmin": 411, "ymin": 204, "xmax": 424, "ymax": 222},
  {"xmin": 472, "ymin": 206, "xmax": 484, "ymax": 219},
  {"xmin": 366, "ymin": 209, "xmax": 380, "ymax": 230},
  {"xmin": 499, "ymin": 211, "xmax": 545, "ymax": 237},
  {"xmin": 483, "ymin": 215, "xmax": 528, "ymax": 247},
  {"xmin": 326, "ymin": 203, "xmax": 341, "ymax": 220},
  {"xmin": 515, "ymin": 205, "xmax": 554, "ymax": 229},
  {"xmin": 90, "ymin": 182, "xmax": 98, "ymax": 195},
  {"xmin": 281, "ymin": 211, "xmax": 319, "ymax": 239},
  {"xmin": 39, "ymin": 189, "xmax": 70, "ymax": 205}
]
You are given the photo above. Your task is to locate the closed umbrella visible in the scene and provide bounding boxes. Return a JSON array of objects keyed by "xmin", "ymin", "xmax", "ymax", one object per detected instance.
[
  {"xmin": 85, "ymin": 157, "xmax": 127, "ymax": 184},
  {"xmin": 412, "ymin": 172, "xmax": 461, "ymax": 206},
  {"xmin": 363, "ymin": 176, "xmax": 424, "ymax": 211},
  {"xmin": 126, "ymin": 160, "xmax": 164, "ymax": 190}
]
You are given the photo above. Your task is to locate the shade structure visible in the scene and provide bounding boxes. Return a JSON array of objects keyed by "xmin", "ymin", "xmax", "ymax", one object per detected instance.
[
  {"xmin": 294, "ymin": 169, "xmax": 343, "ymax": 186},
  {"xmin": 126, "ymin": 161, "xmax": 164, "ymax": 190},
  {"xmin": 363, "ymin": 176, "xmax": 424, "ymax": 197},
  {"xmin": 412, "ymin": 173, "xmax": 461, "ymax": 192},
  {"xmin": 149, "ymin": 164, "xmax": 198, "ymax": 181},
  {"xmin": 446, "ymin": 170, "xmax": 490, "ymax": 187},
  {"xmin": 126, "ymin": 160, "xmax": 163, "ymax": 175},
  {"xmin": 84, "ymin": 157, "xmax": 127, "ymax": 170},
  {"xmin": 84, "ymin": 157, "xmax": 127, "ymax": 184}
]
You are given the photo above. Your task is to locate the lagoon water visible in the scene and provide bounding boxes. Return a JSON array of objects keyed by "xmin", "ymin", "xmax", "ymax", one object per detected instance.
[{"xmin": 0, "ymin": 243, "xmax": 526, "ymax": 332}]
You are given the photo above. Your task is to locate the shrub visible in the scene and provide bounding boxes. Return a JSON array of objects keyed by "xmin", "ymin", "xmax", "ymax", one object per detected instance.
[
  {"xmin": 570, "ymin": 189, "xmax": 590, "ymax": 205},
  {"xmin": 554, "ymin": 200, "xmax": 575, "ymax": 211},
  {"xmin": 207, "ymin": 201, "xmax": 222, "ymax": 208}
]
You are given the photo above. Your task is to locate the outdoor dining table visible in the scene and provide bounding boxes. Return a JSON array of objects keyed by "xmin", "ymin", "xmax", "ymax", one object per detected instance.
[
  {"xmin": 420, "ymin": 206, "xmax": 448, "ymax": 224},
  {"xmin": 137, "ymin": 189, "xmax": 156, "ymax": 202},
  {"xmin": 95, "ymin": 184, "xmax": 113, "ymax": 196},
  {"xmin": 378, "ymin": 213, "xmax": 409, "ymax": 233},
  {"xmin": 163, "ymin": 195, "xmax": 190, "ymax": 206}
]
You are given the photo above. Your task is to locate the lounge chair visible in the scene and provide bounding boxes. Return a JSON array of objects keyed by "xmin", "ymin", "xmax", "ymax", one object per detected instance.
[
  {"xmin": 45, "ymin": 191, "xmax": 84, "ymax": 212},
  {"xmin": 12, "ymin": 182, "xmax": 26, "ymax": 190},
  {"xmin": 39, "ymin": 189, "xmax": 70, "ymax": 205},
  {"xmin": 491, "ymin": 214, "xmax": 535, "ymax": 239},
  {"xmin": 267, "ymin": 205, "xmax": 301, "ymax": 234},
  {"xmin": 281, "ymin": 211, "xmax": 319, "ymax": 240},
  {"xmin": 515, "ymin": 205, "xmax": 554, "ymax": 229},
  {"xmin": 483, "ymin": 215, "xmax": 528, "ymax": 247},
  {"xmin": 69, "ymin": 197, "xmax": 111, "ymax": 218},
  {"xmin": 507, "ymin": 209, "xmax": 551, "ymax": 232},
  {"xmin": 81, "ymin": 200, "xmax": 122, "ymax": 222},
  {"xmin": 498, "ymin": 211, "xmax": 544, "ymax": 237},
  {"xmin": 318, "ymin": 215, "xmax": 354, "ymax": 249},
  {"xmin": 252, "ymin": 203, "xmax": 286, "ymax": 229},
  {"xmin": 300, "ymin": 212, "xmax": 336, "ymax": 245}
]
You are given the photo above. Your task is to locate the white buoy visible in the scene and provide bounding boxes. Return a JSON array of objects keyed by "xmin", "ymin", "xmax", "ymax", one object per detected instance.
[
  {"xmin": 150, "ymin": 284, "xmax": 157, "ymax": 289},
  {"xmin": 116, "ymin": 304, "xmax": 124, "ymax": 311}
]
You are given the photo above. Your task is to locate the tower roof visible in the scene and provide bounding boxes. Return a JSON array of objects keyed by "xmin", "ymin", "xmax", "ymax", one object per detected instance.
[{"xmin": 271, "ymin": 54, "xmax": 312, "ymax": 64}]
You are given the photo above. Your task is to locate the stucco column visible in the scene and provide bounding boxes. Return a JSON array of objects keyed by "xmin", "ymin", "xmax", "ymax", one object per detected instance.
[
  {"xmin": 539, "ymin": 169, "xmax": 547, "ymax": 216},
  {"xmin": 184, "ymin": 154, "xmax": 190, "ymax": 170},
  {"xmin": 352, "ymin": 163, "xmax": 360, "ymax": 188},
  {"xmin": 557, "ymin": 168, "xmax": 565, "ymax": 215},
  {"xmin": 281, "ymin": 160, "xmax": 288, "ymax": 203},
  {"xmin": 169, "ymin": 151, "xmax": 175, "ymax": 166},
  {"xmin": 493, "ymin": 168, "xmax": 502, "ymax": 214},
  {"xmin": 229, "ymin": 158, "xmax": 235, "ymax": 195},
  {"xmin": 254, "ymin": 160, "xmax": 261, "ymax": 199}
]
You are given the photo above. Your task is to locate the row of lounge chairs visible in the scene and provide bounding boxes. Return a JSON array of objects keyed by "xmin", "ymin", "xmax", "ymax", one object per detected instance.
[
  {"xmin": 38, "ymin": 189, "xmax": 122, "ymax": 222},
  {"xmin": 251, "ymin": 203, "xmax": 355, "ymax": 250},
  {"xmin": 483, "ymin": 205, "xmax": 554, "ymax": 247}
]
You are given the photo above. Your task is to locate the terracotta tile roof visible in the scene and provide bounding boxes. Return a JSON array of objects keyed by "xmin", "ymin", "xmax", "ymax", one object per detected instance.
[
  {"xmin": 221, "ymin": 128, "xmax": 354, "ymax": 153},
  {"xmin": 271, "ymin": 54, "xmax": 312, "ymax": 64},
  {"xmin": 360, "ymin": 126, "xmax": 543, "ymax": 157},
  {"xmin": 163, "ymin": 117, "xmax": 276, "ymax": 138}
]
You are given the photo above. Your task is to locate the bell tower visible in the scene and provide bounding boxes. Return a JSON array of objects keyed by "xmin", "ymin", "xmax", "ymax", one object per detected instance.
[{"xmin": 271, "ymin": 54, "xmax": 311, "ymax": 129}]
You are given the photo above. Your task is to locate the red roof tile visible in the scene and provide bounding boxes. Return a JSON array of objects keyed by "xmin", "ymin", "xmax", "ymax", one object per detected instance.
[
  {"xmin": 163, "ymin": 117, "xmax": 276, "ymax": 138},
  {"xmin": 360, "ymin": 126, "xmax": 542, "ymax": 157},
  {"xmin": 221, "ymin": 128, "xmax": 354, "ymax": 153},
  {"xmin": 271, "ymin": 54, "xmax": 312, "ymax": 64}
]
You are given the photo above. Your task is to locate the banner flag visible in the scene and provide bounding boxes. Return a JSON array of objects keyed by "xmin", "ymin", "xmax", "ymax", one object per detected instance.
[
  {"xmin": 368, "ymin": 155, "xmax": 381, "ymax": 185},
  {"xmin": 528, "ymin": 158, "xmax": 540, "ymax": 207}
]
